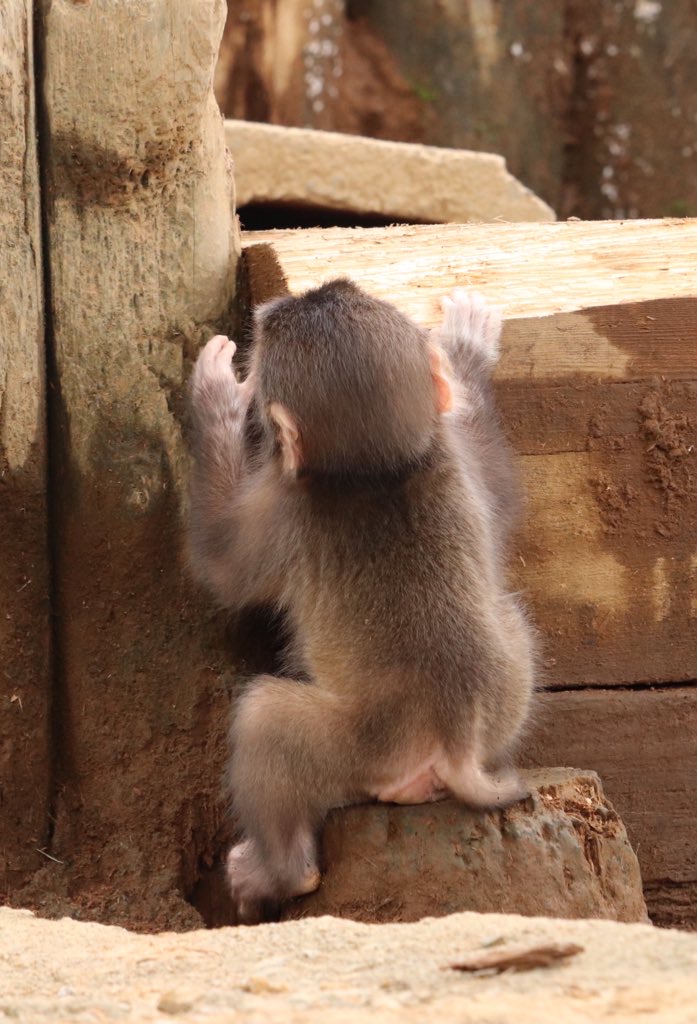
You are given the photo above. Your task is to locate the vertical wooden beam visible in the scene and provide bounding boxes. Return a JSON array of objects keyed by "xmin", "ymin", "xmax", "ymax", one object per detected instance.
[
  {"xmin": 40, "ymin": 0, "xmax": 238, "ymax": 929},
  {"xmin": 0, "ymin": 0, "xmax": 50, "ymax": 892}
]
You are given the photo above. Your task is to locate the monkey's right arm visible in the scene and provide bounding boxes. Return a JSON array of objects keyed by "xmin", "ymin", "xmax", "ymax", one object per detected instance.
[
  {"xmin": 435, "ymin": 289, "xmax": 502, "ymax": 385},
  {"xmin": 187, "ymin": 336, "xmax": 285, "ymax": 611},
  {"xmin": 434, "ymin": 290, "xmax": 522, "ymax": 539}
]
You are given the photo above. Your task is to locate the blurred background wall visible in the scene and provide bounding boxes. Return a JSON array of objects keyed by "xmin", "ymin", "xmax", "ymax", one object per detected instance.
[{"xmin": 215, "ymin": 0, "xmax": 697, "ymax": 219}]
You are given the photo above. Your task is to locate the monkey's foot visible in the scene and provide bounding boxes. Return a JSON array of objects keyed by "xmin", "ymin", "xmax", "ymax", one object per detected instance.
[
  {"xmin": 294, "ymin": 865, "xmax": 322, "ymax": 896},
  {"xmin": 439, "ymin": 289, "xmax": 503, "ymax": 368},
  {"xmin": 226, "ymin": 837, "xmax": 321, "ymax": 922}
]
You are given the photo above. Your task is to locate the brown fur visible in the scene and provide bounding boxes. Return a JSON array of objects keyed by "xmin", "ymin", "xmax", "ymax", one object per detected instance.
[{"xmin": 187, "ymin": 281, "xmax": 536, "ymax": 922}]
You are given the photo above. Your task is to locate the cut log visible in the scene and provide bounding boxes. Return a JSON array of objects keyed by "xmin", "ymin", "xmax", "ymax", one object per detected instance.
[
  {"xmin": 283, "ymin": 769, "xmax": 647, "ymax": 926},
  {"xmin": 0, "ymin": 0, "xmax": 50, "ymax": 890},
  {"xmin": 242, "ymin": 219, "xmax": 697, "ymax": 322},
  {"xmin": 242, "ymin": 220, "xmax": 697, "ymax": 688},
  {"xmin": 225, "ymin": 119, "xmax": 554, "ymax": 223},
  {"xmin": 36, "ymin": 0, "xmax": 238, "ymax": 930}
]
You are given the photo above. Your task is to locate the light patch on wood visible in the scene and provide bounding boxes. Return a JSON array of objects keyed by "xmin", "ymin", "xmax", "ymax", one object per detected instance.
[
  {"xmin": 651, "ymin": 557, "xmax": 671, "ymax": 622},
  {"xmin": 0, "ymin": 357, "xmax": 43, "ymax": 472},
  {"xmin": 0, "ymin": 0, "xmax": 44, "ymax": 473},
  {"xmin": 499, "ymin": 312, "xmax": 630, "ymax": 381},
  {"xmin": 519, "ymin": 453, "xmax": 630, "ymax": 616},
  {"xmin": 690, "ymin": 553, "xmax": 697, "ymax": 620},
  {"xmin": 266, "ymin": 0, "xmax": 305, "ymax": 98}
]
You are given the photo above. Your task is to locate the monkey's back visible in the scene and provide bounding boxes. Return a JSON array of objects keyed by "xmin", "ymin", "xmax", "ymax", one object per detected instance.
[{"xmin": 279, "ymin": 440, "xmax": 523, "ymax": 746}]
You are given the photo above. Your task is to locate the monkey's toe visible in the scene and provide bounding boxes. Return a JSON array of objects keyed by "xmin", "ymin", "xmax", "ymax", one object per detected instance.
[{"xmin": 294, "ymin": 866, "xmax": 321, "ymax": 897}]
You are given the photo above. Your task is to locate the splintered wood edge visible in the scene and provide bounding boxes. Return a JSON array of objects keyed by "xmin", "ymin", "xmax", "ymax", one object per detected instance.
[{"xmin": 241, "ymin": 218, "xmax": 697, "ymax": 324}]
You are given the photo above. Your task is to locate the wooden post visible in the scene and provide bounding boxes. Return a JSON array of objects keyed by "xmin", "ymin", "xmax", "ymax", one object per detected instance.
[
  {"xmin": 0, "ymin": 0, "xmax": 50, "ymax": 892},
  {"xmin": 39, "ymin": 0, "xmax": 238, "ymax": 929}
]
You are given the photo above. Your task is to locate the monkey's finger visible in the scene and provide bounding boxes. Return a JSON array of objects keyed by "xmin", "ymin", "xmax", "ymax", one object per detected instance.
[
  {"xmin": 238, "ymin": 374, "xmax": 256, "ymax": 402},
  {"xmin": 203, "ymin": 334, "xmax": 231, "ymax": 357},
  {"xmin": 213, "ymin": 338, "xmax": 238, "ymax": 372}
]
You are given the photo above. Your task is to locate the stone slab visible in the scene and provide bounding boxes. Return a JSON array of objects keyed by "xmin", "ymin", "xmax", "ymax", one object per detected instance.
[
  {"xmin": 226, "ymin": 119, "xmax": 554, "ymax": 223},
  {"xmin": 283, "ymin": 768, "xmax": 647, "ymax": 925}
]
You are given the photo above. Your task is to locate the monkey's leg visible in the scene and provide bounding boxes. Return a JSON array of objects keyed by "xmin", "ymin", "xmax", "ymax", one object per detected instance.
[{"xmin": 227, "ymin": 677, "xmax": 352, "ymax": 921}]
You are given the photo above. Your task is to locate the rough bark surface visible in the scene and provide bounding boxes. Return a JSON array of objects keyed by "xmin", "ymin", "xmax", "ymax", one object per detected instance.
[
  {"xmin": 563, "ymin": 0, "xmax": 697, "ymax": 219},
  {"xmin": 22, "ymin": 0, "xmax": 239, "ymax": 931},
  {"xmin": 0, "ymin": 0, "xmax": 50, "ymax": 892},
  {"xmin": 347, "ymin": 0, "xmax": 569, "ymax": 213},
  {"xmin": 216, "ymin": 0, "xmax": 428, "ymax": 143},
  {"xmin": 281, "ymin": 769, "xmax": 647, "ymax": 926},
  {"xmin": 3, "ymin": 906, "xmax": 697, "ymax": 1023}
]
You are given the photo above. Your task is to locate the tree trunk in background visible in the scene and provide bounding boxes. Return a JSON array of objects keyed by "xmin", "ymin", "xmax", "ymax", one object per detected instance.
[
  {"xmin": 348, "ymin": 0, "xmax": 569, "ymax": 215},
  {"xmin": 564, "ymin": 0, "xmax": 697, "ymax": 219},
  {"xmin": 34, "ymin": 0, "xmax": 239, "ymax": 930},
  {"xmin": 215, "ymin": 0, "xmax": 697, "ymax": 219},
  {"xmin": 216, "ymin": 0, "xmax": 428, "ymax": 144},
  {"xmin": 0, "ymin": 1, "xmax": 50, "ymax": 893}
]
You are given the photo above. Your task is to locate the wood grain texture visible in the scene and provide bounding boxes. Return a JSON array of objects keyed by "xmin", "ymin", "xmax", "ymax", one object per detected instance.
[
  {"xmin": 0, "ymin": 0, "xmax": 50, "ymax": 890},
  {"xmin": 242, "ymin": 224, "xmax": 697, "ymax": 687},
  {"xmin": 37, "ymin": 0, "xmax": 238, "ymax": 929},
  {"xmin": 242, "ymin": 219, "xmax": 697, "ymax": 323},
  {"xmin": 526, "ymin": 686, "xmax": 697, "ymax": 927}
]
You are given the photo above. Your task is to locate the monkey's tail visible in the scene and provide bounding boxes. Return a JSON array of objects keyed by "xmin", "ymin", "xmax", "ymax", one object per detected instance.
[{"xmin": 437, "ymin": 749, "xmax": 529, "ymax": 810}]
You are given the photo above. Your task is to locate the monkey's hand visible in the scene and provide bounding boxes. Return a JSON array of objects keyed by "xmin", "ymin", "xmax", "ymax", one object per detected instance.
[
  {"xmin": 437, "ymin": 289, "xmax": 503, "ymax": 371},
  {"xmin": 189, "ymin": 335, "xmax": 254, "ymax": 429}
]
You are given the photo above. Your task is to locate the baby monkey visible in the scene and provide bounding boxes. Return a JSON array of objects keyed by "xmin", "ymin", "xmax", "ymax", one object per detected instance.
[{"xmin": 187, "ymin": 279, "xmax": 535, "ymax": 922}]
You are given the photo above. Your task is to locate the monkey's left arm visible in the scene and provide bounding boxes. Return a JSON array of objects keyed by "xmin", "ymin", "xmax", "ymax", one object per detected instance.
[{"xmin": 187, "ymin": 336, "xmax": 287, "ymax": 611}]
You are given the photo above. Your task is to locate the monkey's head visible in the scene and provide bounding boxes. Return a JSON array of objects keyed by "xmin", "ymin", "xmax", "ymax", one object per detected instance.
[{"xmin": 251, "ymin": 279, "xmax": 454, "ymax": 480}]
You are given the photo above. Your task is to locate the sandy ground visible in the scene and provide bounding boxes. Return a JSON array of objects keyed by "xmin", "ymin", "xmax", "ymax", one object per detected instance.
[{"xmin": 2, "ymin": 906, "xmax": 697, "ymax": 1023}]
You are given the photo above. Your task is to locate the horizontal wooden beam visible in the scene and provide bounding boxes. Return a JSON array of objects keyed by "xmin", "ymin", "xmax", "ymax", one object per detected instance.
[
  {"xmin": 243, "ymin": 219, "xmax": 697, "ymax": 324},
  {"xmin": 527, "ymin": 686, "xmax": 697, "ymax": 929},
  {"xmin": 242, "ymin": 221, "xmax": 697, "ymax": 689}
]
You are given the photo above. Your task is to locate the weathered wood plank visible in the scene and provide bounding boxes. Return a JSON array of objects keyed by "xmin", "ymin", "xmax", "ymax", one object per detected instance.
[
  {"xmin": 243, "ymin": 219, "xmax": 697, "ymax": 325},
  {"xmin": 526, "ymin": 686, "xmax": 697, "ymax": 928},
  {"xmin": 242, "ymin": 225, "xmax": 697, "ymax": 687},
  {"xmin": 0, "ymin": 0, "xmax": 50, "ymax": 890}
]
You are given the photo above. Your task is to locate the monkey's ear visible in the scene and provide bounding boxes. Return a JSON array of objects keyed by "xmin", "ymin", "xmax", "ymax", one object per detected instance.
[
  {"xmin": 429, "ymin": 346, "xmax": 455, "ymax": 415},
  {"xmin": 269, "ymin": 402, "xmax": 302, "ymax": 474}
]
